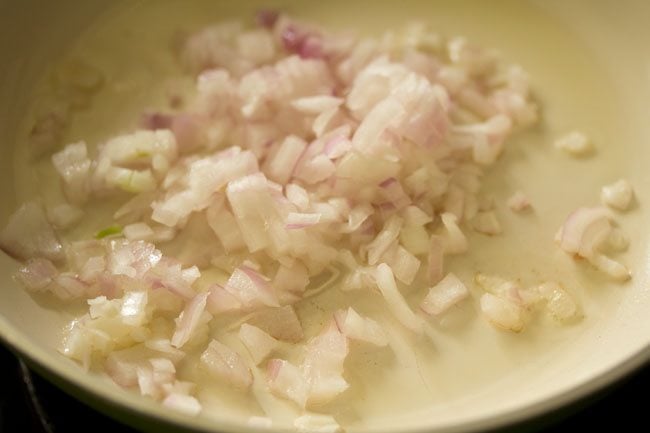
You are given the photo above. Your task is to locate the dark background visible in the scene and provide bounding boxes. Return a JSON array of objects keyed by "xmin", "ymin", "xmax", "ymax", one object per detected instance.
[{"xmin": 0, "ymin": 343, "xmax": 647, "ymax": 433}]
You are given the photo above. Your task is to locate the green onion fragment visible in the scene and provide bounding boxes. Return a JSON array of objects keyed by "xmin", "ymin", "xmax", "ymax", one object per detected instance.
[{"xmin": 95, "ymin": 225, "xmax": 122, "ymax": 239}]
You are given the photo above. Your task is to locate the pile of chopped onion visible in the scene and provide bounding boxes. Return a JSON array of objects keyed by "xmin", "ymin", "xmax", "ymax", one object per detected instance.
[{"xmin": 0, "ymin": 11, "xmax": 635, "ymax": 431}]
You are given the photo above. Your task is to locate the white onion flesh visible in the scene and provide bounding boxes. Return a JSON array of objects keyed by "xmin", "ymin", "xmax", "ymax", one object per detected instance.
[
  {"xmin": 420, "ymin": 273, "xmax": 469, "ymax": 316},
  {"xmin": 239, "ymin": 323, "xmax": 279, "ymax": 365},
  {"xmin": 200, "ymin": 339, "xmax": 253, "ymax": 389},
  {"xmin": 601, "ymin": 179, "xmax": 634, "ymax": 211}
]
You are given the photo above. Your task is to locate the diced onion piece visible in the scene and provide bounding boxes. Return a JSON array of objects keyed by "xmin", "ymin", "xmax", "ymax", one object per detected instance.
[
  {"xmin": 108, "ymin": 240, "xmax": 162, "ymax": 279},
  {"xmin": 46, "ymin": 203, "xmax": 85, "ymax": 229},
  {"xmin": 507, "ymin": 191, "xmax": 531, "ymax": 212},
  {"xmin": 420, "ymin": 273, "xmax": 469, "ymax": 316},
  {"xmin": 265, "ymin": 135, "xmax": 307, "ymax": 184},
  {"xmin": 274, "ymin": 261, "xmax": 310, "ymax": 293},
  {"xmin": 104, "ymin": 346, "xmax": 151, "ymax": 387},
  {"xmin": 0, "ymin": 201, "xmax": 63, "ymax": 262},
  {"xmin": 106, "ymin": 167, "xmax": 157, "ymax": 193},
  {"xmin": 291, "ymin": 95, "xmax": 343, "ymax": 114},
  {"xmin": 601, "ymin": 179, "xmax": 634, "ymax": 211},
  {"xmin": 206, "ymin": 199, "xmax": 246, "ymax": 253},
  {"xmin": 226, "ymin": 173, "xmax": 278, "ymax": 253},
  {"xmin": 401, "ymin": 206, "xmax": 433, "ymax": 226},
  {"xmin": 474, "ymin": 273, "xmax": 537, "ymax": 308},
  {"xmin": 606, "ymin": 227, "xmax": 630, "ymax": 252},
  {"xmin": 480, "ymin": 293, "xmax": 524, "ymax": 332},
  {"xmin": 366, "ymin": 216, "xmax": 403, "ymax": 265},
  {"xmin": 286, "ymin": 212, "xmax": 322, "ymax": 229},
  {"xmin": 471, "ymin": 211, "xmax": 502, "ymax": 235},
  {"xmin": 294, "ymin": 414, "xmax": 342, "ymax": 433},
  {"xmin": 334, "ymin": 307, "xmax": 388, "ymax": 347},
  {"xmin": 120, "ymin": 291, "xmax": 148, "ymax": 326},
  {"xmin": 206, "ymin": 284, "xmax": 242, "ymax": 314},
  {"xmin": 16, "ymin": 258, "xmax": 59, "ymax": 291},
  {"xmin": 267, "ymin": 359, "xmax": 309, "ymax": 407},
  {"xmin": 144, "ymin": 339, "xmax": 186, "ymax": 363},
  {"xmin": 374, "ymin": 263, "xmax": 422, "ymax": 332},
  {"xmin": 536, "ymin": 282, "xmax": 578, "ymax": 322},
  {"xmin": 556, "ymin": 207, "xmax": 631, "ymax": 280},
  {"xmin": 399, "ymin": 225, "xmax": 430, "ymax": 256},
  {"xmin": 302, "ymin": 321, "xmax": 349, "ymax": 406},
  {"xmin": 440, "ymin": 212, "xmax": 468, "ymax": 254},
  {"xmin": 123, "ymin": 223, "xmax": 155, "ymax": 241},
  {"xmin": 225, "ymin": 266, "xmax": 279, "ymax": 310},
  {"xmin": 380, "ymin": 243, "xmax": 420, "ymax": 285},
  {"xmin": 200, "ymin": 339, "xmax": 253, "ymax": 389},
  {"xmin": 51, "ymin": 141, "xmax": 91, "ymax": 204},
  {"xmin": 285, "ymin": 183, "xmax": 310, "ymax": 210},
  {"xmin": 294, "ymin": 154, "xmax": 336, "ymax": 185},
  {"xmin": 554, "ymin": 131, "xmax": 592, "ymax": 156},
  {"xmin": 162, "ymin": 393, "xmax": 202, "ymax": 416},
  {"xmin": 239, "ymin": 323, "xmax": 279, "ymax": 364},
  {"xmin": 557, "ymin": 207, "xmax": 611, "ymax": 257},
  {"xmin": 171, "ymin": 292, "xmax": 209, "ymax": 348},
  {"xmin": 589, "ymin": 254, "xmax": 631, "ymax": 281}
]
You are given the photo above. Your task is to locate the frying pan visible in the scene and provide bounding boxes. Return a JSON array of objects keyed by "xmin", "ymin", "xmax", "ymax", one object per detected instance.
[{"xmin": 1, "ymin": 1, "xmax": 649, "ymax": 432}]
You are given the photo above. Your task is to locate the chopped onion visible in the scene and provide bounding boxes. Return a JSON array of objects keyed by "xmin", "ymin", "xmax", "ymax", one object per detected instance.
[
  {"xmin": 440, "ymin": 212, "xmax": 468, "ymax": 254},
  {"xmin": 374, "ymin": 263, "xmax": 422, "ymax": 332},
  {"xmin": 2, "ymin": 11, "xmax": 619, "ymax": 425},
  {"xmin": 291, "ymin": 96, "xmax": 343, "ymax": 114},
  {"xmin": 507, "ymin": 191, "xmax": 531, "ymax": 212},
  {"xmin": 379, "ymin": 243, "xmax": 420, "ymax": 285},
  {"xmin": 286, "ymin": 212, "xmax": 322, "ymax": 229},
  {"xmin": 474, "ymin": 273, "xmax": 538, "ymax": 308},
  {"xmin": 471, "ymin": 211, "xmax": 502, "ymax": 235},
  {"xmin": 365, "ymin": 216, "xmax": 403, "ymax": 265},
  {"xmin": 556, "ymin": 207, "xmax": 610, "ymax": 257},
  {"xmin": 206, "ymin": 284, "xmax": 242, "ymax": 314},
  {"xmin": 16, "ymin": 258, "xmax": 59, "ymax": 291},
  {"xmin": 334, "ymin": 307, "xmax": 388, "ymax": 347},
  {"xmin": 302, "ymin": 321, "xmax": 349, "ymax": 405},
  {"xmin": 120, "ymin": 291, "xmax": 148, "ymax": 326},
  {"xmin": 239, "ymin": 324, "xmax": 279, "ymax": 365},
  {"xmin": 0, "ymin": 201, "xmax": 63, "ymax": 262},
  {"xmin": 225, "ymin": 266, "xmax": 279, "ymax": 310},
  {"xmin": 274, "ymin": 261, "xmax": 310, "ymax": 293},
  {"xmin": 554, "ymin": 131, "xmax": 592, "ymax": 156},
  {"xmin": 480, "ymin": 292, "xmax": 524, "ymax": 332},
  {"xmin": 162, "ymin": 393, "xmax": 202, "ymax": 416},
  {"xmin": 556, "ymin": 207, "xmax": 630, "ymax": 279},
  {"xmin": 46, "ymin": 203, "xmax": 85, "ymax": 230},
  {"xmin": 123, "ymin": 222, "xmax": 155, "ymax": 241},
  {"xmin": 601, "ymin": 179, "xmax": 634, "ymax": 211},
  {"xmin": 171, "ymin": 292, "xmax": 209, "ymax": 348},
  {"xmin": 536, "ymin": 282, "xmax": 578, "ymax": 322},
  {"xmin": 420, "ymin": 273, "xmax": 469, "ymax": 316},
  {"xmin": 200, "ymin": 339, "xmax": 253, "ymax": 389},
  {"xmin": 267, "ymin": 358, "xmax": 309, "ymax": 407},
  {"xmin": 51, "ymin": 141, "xmax": 91, "ymax": 204},
  {"xmin": 294, "ymin": 414, "xmax": 342, "ymax": 433},
  {"xmin": 264, "ymin": 135, "xmax": 307, "ymax": 184}
]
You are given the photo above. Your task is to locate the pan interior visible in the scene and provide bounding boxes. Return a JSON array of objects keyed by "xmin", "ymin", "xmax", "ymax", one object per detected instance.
[{"xmin": 0, "ymin": 1, "xmax": 649, "ymax": 432}]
